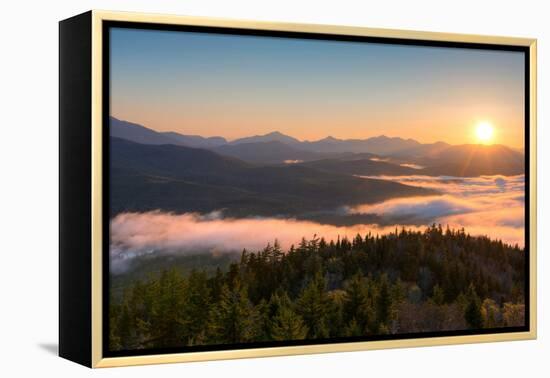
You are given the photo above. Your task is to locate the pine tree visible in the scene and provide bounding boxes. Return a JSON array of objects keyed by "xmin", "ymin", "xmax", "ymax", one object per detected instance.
[
  {"xmin": 271, "ymin": 306, "xmax": 308, "ymax": 341},
  {"xmin": 117, "ymin": 301, "xmax": 133, "ymax": 349},
  {"xmin": 210, "ymin": 281, "xmax": 259, "ymax": 343},
  {"xmin": 464, "ymin": 283, "xmax": 483, "ymax": 329},
  {"xmin": 181, "ymin": 270, "xmax": 211, "ymax": 345},
  {"xmin": 376, "ymin": 274, "xmax": 392, "ymax": 329},
  {"xmin": 151, "ymin": 269, "xmax": 186, "ymax": 347},
  {"xmin": 296, "ymin": 273, "xmax": 329, "ymax": 339},
  {"xmin": 255, "ymin": 299, "xmax": 271, "ymax": 341},
  {"xmin": 343, "ymin": 274, "xmax": 374, "ymax": 334},
  {"xmin": 210, "ymin": 267, "xmax": 224, "ymax": 303}
]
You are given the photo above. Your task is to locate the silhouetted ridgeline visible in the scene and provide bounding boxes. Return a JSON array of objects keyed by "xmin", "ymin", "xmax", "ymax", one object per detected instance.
[{"xmin": 109, "ymin": 225, "xmax": 525, "ymax": 351}]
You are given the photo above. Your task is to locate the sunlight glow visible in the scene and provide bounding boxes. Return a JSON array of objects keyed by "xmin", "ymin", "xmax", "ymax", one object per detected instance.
[{"xmin": 475, "ymin": 121, "xmax": 494, "ymax": 144}]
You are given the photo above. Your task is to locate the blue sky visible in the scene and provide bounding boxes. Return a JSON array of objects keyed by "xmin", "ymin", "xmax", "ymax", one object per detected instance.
[{"xmin": 110, "ymin": 27, "xmax": 524, "ymax": 147}]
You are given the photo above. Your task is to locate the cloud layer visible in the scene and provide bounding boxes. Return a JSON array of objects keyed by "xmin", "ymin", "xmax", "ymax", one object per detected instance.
[
  {"xmin": 110, "ymin": 211, "xmax": 428, "ymax": 273},
  {"xmin": 350, "ymin": 174, "xmax": 525, "ymax": 246},
  {"xmin": 110, "ymin": 174, "xmax": 525, "ymax": 272}
]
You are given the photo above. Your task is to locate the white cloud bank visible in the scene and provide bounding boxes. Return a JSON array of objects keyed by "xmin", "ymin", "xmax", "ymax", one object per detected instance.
[
  {"xmin": 110, "ymin": 174, "xmax": 525, "ymax": 271},
  {"xmin": 350, "ymin": 174, "xmax": 525, "ymax": 246},
  {"xmin": 110, "ymin": 211, "xmax": 425, "ymax": 267}
]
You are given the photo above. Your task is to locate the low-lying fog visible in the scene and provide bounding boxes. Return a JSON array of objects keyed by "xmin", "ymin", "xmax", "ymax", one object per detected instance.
[{"xmin": 110, "ymin": 174, "xmax": 524, "ymax": 273}]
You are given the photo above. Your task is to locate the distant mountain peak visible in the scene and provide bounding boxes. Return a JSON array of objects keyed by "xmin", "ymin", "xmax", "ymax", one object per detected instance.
[
  {"xmin": 110, "ymin": 117, "xmax": 227, "ymax": 148},
  {"xmin": 369, "ymin": 135, "xmax": 419, "ymax": 143},
  {"xmin": 266, "ymin": 131, "xmax": 286, "ymax": 136},
  {"xmin": 230, "ymin": 131, "xmax": 301, "ymax": 145}
]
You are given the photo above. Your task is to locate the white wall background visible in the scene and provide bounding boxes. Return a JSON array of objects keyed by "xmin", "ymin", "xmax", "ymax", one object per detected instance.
[{"xmin": 1, "ymin": 0, "xmax": 547, "ymax": 376}]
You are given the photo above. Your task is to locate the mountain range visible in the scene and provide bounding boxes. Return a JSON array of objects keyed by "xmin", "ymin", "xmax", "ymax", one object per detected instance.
[
  {"xmin": 111, "ymin": 117, "xmax": 228, "ymax": 148},
  {"xmin": 109, "ymin": 117, "xmax": 526, "ymax": 224},
  {"xmin": 110, "ymin": 137, "xmax": 434, "ymax": 221},
  {"xmin": 110, "ymin": 117, "xmax": 448, "ymax": 157},
  {"xmin": 110, "ymin": 117, "xmax": 524, "ymax": 176}
]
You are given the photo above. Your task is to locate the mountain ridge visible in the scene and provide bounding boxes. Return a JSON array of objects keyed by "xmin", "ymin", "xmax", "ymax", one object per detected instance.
[
  {"xmin": 109, "ymin": 117, "xmax": 524, "ymax": 176},
  {"xmin": 110, "ymin": 136, "xmax": 435, "ymax": 220},
  {"xmin": 109, "ymin": 116, "xmax": 456, "ymax": 155}
]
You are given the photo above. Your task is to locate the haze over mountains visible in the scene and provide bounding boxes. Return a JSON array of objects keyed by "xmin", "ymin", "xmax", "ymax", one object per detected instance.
[
  {"xmin": 110, "ymin": 117, "xmax": 448, "ymax": 157},
  {"xmin": 109, "ymin": 117, "xmax": 525, "ymax": 225},
  {"xmin": 110, "ymin": 117, "xmax": 524, "ymax": 176},
  {"xmin": 110, "ymin": 136, "xmax": 433, "ymax": 220},
  {"xmin": 111, "ymin": 117, "xmax": 228, "ymax": 148}
]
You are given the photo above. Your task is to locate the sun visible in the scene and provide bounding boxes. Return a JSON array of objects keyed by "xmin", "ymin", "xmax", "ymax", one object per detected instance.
[{"xmin": 475, "ymin": 121, "xmax": 494, "ymax": 144}]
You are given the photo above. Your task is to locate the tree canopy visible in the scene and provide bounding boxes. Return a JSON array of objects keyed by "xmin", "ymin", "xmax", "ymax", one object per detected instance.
[{"xmin": 109, "ymin": 225, "xmax": 525, "ymax": 351}]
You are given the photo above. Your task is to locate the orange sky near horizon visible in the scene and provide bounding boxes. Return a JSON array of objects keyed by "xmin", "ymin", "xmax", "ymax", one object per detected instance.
[{"xmin": 111, "ymin": 104, "xmax": 524, "ymax": 147}]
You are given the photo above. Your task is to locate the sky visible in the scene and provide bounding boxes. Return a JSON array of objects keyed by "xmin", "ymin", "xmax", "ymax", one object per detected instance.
[{"xmin": 110, "ymin": 27, "xmax": 525, "ymax": 148}]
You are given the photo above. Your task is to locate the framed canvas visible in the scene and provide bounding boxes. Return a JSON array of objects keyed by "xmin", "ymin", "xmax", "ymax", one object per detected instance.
[{"xmin": 59, "ymin": 10, "xmax": 537, "ymax": 368}]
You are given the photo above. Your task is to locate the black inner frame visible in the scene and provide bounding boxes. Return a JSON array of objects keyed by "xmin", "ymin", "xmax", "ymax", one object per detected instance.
[{"xmin": 102, "ymin": 20, "xmax": 531, "ymax": 358}]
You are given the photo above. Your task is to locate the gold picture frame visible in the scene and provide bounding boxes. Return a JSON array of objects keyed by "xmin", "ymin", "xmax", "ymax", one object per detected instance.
[{"xmin": 59, "ymin": 10, "xmax": 537, "ymax": 368}]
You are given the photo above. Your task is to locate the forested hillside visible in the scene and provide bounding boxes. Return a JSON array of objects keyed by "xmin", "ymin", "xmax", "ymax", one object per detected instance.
[
  {"xmin": 110, "ymin": 137, "xmax": 434, "ymax": 218},
  {"xmin": 109, "ymin": 225, "xmax": 525, "ymax": 351}
]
